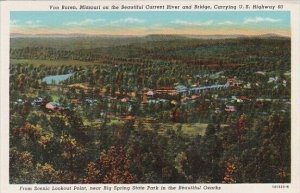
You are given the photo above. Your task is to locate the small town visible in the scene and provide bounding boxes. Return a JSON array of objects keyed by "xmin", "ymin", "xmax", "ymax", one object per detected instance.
[{"xmin": 13, "ymin": 69, "xmax": 290, "ymax": 129}]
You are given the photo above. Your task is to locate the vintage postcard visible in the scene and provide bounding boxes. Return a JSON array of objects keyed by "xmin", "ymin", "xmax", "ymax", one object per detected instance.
[{"xmin": 0, "ymin": 0, "xmax": 299, "ymax": 193}]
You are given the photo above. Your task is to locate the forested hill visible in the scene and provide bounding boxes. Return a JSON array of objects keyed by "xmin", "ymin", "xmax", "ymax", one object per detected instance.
[
  {"xmin": 10, "ymin": 35, "xmax": 290, "ymax": 67},
  {"xmin": 10, "ymin": 34, "xmax": 188, "ymax": 50}
]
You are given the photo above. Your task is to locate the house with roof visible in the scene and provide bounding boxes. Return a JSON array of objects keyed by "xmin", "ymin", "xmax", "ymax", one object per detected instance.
[
  {"xmin": 71, "ymin": 99, "xmax": 81, "ymax": 105},
  {"xmin": 31, "ymin": 97, "xmax": 44, "ymax": 106},
  {"xmin": 146, "ymin": 90, "xmax": 154, "ymax": 96},
  {"xmin": 155, "ymin": 86, "xmax": 177, "ymax": 96},
  {"xmin": 45, "ymin": 102, "xmax": 64, "ymax": 111},
  {"xmin": 225, "ymin": 105, "xmax": 236, "ymax": 112},
  {"xmin": 227, "ymin": 78, "xmax": 238, "ymax": 87}
]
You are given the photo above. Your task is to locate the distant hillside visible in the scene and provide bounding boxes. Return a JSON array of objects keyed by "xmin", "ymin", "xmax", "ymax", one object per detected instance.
[
  {"xmin": 143, "ymin": 34, "xmax": 188, "ymax": 41},
  {"xmin": 10, "ymin": 36, "xmax": 143, "ymax": 50},
  {"xmin": 10, "ymin": 34, "xmax": 188, "ymax": 50},
  {"xmin": 253, "ymin": 33, "xmax": 290, "ymax": 39},
  {"xmin": 186, "ymin": 33, "xmax": 289, "ymax": 40},
  {"xmin": 10, "ymin": 33, "xmax": 289, "ymax": 50},
  {"xmin": 10, "ymin": 35, "xmax": 291, "ymax": 68}
]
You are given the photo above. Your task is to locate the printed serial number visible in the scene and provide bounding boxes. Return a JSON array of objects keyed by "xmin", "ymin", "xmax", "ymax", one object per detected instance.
[{"xmin": 272, "ymin": 185, "xmax": 289, "ymax": 189}]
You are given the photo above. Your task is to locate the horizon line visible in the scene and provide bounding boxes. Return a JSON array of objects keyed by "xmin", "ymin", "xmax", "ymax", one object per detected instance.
[{"xmin": 10, "ymin": 32, "xmax": 291, "ymax": 38}]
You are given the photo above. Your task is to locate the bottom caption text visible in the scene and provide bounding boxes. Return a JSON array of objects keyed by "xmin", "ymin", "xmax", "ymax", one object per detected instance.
[{"xmin": 18, "ymin": 185, "xmax": 222, "ymax": 191}]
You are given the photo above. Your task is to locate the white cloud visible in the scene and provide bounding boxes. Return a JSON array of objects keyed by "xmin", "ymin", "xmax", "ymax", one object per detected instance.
[
  {"xmin": 65, "ymin": 18, "xmax": 105, "ymax": 26},
  {"xmin": 172, "ymin": 20, "xmax": 214, "ymax": 26},
  {"xmin": 218, "ymin": 21, "xmax": 235, "ymax": 25},
  {"xmin": 10, "ymin": 19, "xmax": 19, "ymax": 25},
  {"xmin": 244, "ymin": 17, "xmax": 281, "ymax": 24},
  {"xmin": 24, "ymin": 20, "xmax": 44, "ymax": 28},
  {"xmin": 25, "ymin": 20, "xmax": 41, "ymax": 25},
  {"xmin": 10, "ymin": 19, "xmax": 44, "ymax": 28},
  {"xmin": 111, "ymin": 17, "xmax": 144, "ymax": 24}
]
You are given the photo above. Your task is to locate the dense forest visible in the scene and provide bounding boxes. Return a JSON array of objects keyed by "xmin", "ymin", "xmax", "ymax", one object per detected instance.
[{"xmin": 10, "ymin": 36, "xmax": 290, "ymax": 183}]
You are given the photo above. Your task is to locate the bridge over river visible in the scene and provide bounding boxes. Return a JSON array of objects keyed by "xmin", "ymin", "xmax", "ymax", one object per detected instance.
[{"xmin": 176, "ymin": 84, "xmax": 229, "ymax": 94}]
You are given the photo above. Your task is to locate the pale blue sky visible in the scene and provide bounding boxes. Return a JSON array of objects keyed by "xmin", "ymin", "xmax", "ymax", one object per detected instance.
[{"xmin": 10, "ymin": 11, "xmax": 290, "ymax": 36}]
